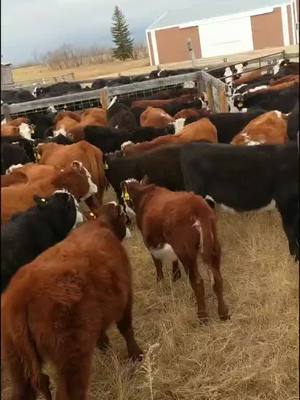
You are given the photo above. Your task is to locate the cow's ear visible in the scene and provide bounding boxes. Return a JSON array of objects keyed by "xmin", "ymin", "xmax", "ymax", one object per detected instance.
[
  {"xmin": 140, "ymin": 175, "xmax": 149, "ymax": 185},
  {"xmin": 33, "ymin": 194, "xmax": 48, "ymax": 207}
]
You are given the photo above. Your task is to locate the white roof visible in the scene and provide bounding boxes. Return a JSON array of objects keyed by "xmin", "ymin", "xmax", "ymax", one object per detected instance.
[{"xmin": 148, "ymin": 0, "xmax": 289, "ymax": 30}]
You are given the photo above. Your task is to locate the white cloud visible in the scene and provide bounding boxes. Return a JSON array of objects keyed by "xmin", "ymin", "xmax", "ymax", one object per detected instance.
[{"xmin": 1, "ymin": 0, "xmax": 198, "ymax": 64}]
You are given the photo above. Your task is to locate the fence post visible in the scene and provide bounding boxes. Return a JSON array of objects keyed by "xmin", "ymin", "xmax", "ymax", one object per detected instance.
[
  {"xmin": 100, "ymin": 87, "xmax": 109, "ymax": 110},
  {"xmin": 218, "ymin": 85, "xmax": 228, "ymax": 112},
  {"xmin": 206, "ymin": 81, "xmax": 214, "ymax": 112},
  {"xmin": 2, "ymin": 103, "xmax": 11, "ymax": 120},
  {"xmin": 196, "ymin": 71, "xmax": 202, "ymax": 96}
]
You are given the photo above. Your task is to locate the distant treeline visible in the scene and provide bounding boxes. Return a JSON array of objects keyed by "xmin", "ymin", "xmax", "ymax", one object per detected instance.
[{"xmin": 19, "ymin": 43, "xmax": 148, "ymax": 69}]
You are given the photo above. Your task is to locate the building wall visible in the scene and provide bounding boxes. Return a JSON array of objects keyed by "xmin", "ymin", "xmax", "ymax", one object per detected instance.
[
  {"xmin": 155, "ymin": 26, "xmax": 201, "ymax": 64},
  {"xmin": 147, "ymin": 4, "xmax": 296, "ymax": 65},
  {"xmin": 147, "ymin": 31, "xmax": 155, "ymax": 66},
  {"xmin": 251, "ymin": 7, "xmax": 284, "ymax": 49},
  {"xmin": 287, "ymin": 4, "xmax": 294, "ymax": 44}
]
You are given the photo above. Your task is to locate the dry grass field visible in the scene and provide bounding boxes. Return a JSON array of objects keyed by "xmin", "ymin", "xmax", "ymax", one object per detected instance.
[
  {"xmin": 12, "ymin": 45, "xmax": 298, "ymax": 84},
  {"xmin": 1, "ymin": 191, "xmax": 298, "ymax": 400},
  {"xmin": 12, "ymin": 58, "xmax": 151, "ymax": 83}
]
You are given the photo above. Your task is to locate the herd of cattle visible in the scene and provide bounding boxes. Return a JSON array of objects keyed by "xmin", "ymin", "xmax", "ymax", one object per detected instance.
[
  {"xmin": 1, "ymin": 66, "xmax": 200, "ymax": 104},
  {"xmin": 1, "ymin": 57, "xmax": 299, "ymax": 399}
]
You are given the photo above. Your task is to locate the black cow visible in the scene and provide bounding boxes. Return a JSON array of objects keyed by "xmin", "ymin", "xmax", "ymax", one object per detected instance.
[
  {"xmin": 28, "ymin": 108, "xmax": 57, "ymax": 139},
  {"xmin": 287, "ymin": 101, "xmax": 299, "ymax": 141},
  {"xmin": 180, "ymin": 142, "xmax": 299, "ymax": 260},
  {"xmin": 1, "ymin": 190, "xmax": 83, "ymax": 292},
  {"xmin": 1, "ymin": 143, "xmax": 30, "ymax": 174},
  {"xmin": 83, "ymin": 125, "xmax": 173, "ymax": 153},
  {"xmin": 1, "ymin": 89, "xmax": 35, "ymax": 104},
  {"xmin": 273, "ymin": 61, "xmax": 299, "ymax": 80},
  {"xmin": 106, "ymin": 101, "xmax": 137, "ymax": 132},
  {"xmin": 91, "ymin": 78, "xmax": 108, "ymax": 89},
  {"xmin": 105, "ymin": 144, "xmax": 184, "ymax": 203},
  {"xmin": 234, "ymin": 85, "xmax": 298, "ymax": 113},
  {"xmin": 1, "ymin": 136, "xmax": 36, "ymax": 163},
  {"xmin": 34, "ymin": 82, "xmax": 82, "ymax": 98}
]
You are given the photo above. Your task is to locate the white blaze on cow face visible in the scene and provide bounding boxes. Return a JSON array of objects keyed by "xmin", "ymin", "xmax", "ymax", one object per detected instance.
[
  {"xmin": 6, "ymin": 163, "xmax": 24, "ymax": 174},
  {"xmin": 224, "ymin": 67, "xmax": 233, "ymax": 85},
  {"xmin": 234, "ymin": 63, "xmax": 244, "ymax": 74},
  {"xmin": 47, "ymin": 105, "xmax": 57, "ymax": 114},
  {"xmin": 53, "ymin": 127, "xmax": 67, "ymax": 137},
  {"xmin": 149, "ymin": 243, "xmax": 178, "ymax": 263},
  {"xmin": 19, "ymin": 123, "xmax": 34, "ymax": 140},
  {"xmin": 76, "ymin": 164, "xmax": 98, "ymax": 200}
]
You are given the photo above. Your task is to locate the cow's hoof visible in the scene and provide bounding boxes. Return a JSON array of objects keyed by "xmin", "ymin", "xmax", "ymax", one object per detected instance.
[
  {"xmin": 219, "ymin": 314, "xmax": 230, "ymax": 321},
  {"xmin": 130, "ymin": 351, "xmax": 144, "ymax": 362}
]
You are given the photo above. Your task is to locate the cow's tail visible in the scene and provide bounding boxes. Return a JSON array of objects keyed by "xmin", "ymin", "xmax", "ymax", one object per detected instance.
[
  {"xmin": 4, "ymin": 307, "xmax": 51, "ymax": 398},
  {"xmin": 193, "ymin": 211, "xmax": 221, "ymax": 285}
]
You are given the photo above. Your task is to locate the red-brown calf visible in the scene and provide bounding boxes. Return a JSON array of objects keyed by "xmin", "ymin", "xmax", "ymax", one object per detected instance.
[
  {"xmin": 1, "ymin": 203, "xmax": 142, "ymax": 400},
  {"xmin": 121, "ymin": 178, "xmax": 229, "ymax": 322},
  {"xmin": 140, "ymin": 106, "xmax": 175, "ymax": 128}
]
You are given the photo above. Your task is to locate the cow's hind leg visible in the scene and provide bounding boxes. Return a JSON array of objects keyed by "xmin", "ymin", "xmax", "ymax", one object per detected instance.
[
  {"xmin": 55, "ymin": 353, "xmax": 92, "ymax": 400},
  {"xmin": 180, "ymin": 256, "xmax": 208, "ymax": 321},
  {"xmin": 277, "ymin": 200, "xmax": 299, "ymax": 261},
  {"xmin": 151, "ymin": 255, "xmax": 164, "ymax": 282},
  {"xmin": 208, "ymin": 267, "xmax": 229, "ymax": 320},
  {"xmin": 97, "ymin": 332, "xmax": 111, "ymax": 351},
  {"xmin": 172, "ymin": 260, "xmax": 181, "ymax": 282},
  {"xmin": 117, "ymin": 293, "xmax": 143, "ymax": 361},
  {"xmin": 9, "ymin": 366, "xmax": 37, "ymax": 400}
]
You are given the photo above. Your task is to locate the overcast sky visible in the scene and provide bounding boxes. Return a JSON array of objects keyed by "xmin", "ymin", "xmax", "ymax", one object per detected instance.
[{"xmin": 1, "ymin": 0, "xmax": 198, "ymax": 65}]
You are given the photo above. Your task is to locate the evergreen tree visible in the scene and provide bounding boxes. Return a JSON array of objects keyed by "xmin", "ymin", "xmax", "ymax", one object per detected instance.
[{"xmin": 111, "ymin": 6, "xmax": 134, "ymax": 61}]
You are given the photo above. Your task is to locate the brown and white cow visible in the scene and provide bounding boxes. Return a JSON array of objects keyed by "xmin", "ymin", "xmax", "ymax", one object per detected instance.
[
  {"xmin": 1, "ymin": 117, "xmax": 35, "ymax": 140},
  {"xmin": 53, "ymin": 108, "xmax": 107, "ymax": 138},
  {"xmin": 122, "ymin": 118, "xmax": 217, "ymax": 156},
  {"xmin": 37, "ymin": 140, "xmax": 106, "ymax": 205},
  {"xmin": 231, "ymin": 110, "xmax": 288, "ymax": 145},
  {"xmin": 1, "ymin": 161, "xmax": 97, "ymax": 223},
  {"xmin": 140, "ymin": 106, "xmax": 175, "ymax": 129},
  {"xmin": 121, "ymin": 178, "xmax": 229, "ymax": 322},
  {"xmin": 1, "ymin": 202, "xmax": 142, "ymax": 400}
]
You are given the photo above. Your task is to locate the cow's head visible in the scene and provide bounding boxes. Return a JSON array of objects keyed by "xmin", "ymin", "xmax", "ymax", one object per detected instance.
[
  {"xmin": 33, "ymin": 189, "xmax": 83, "ymax": 231},
  {"xmin": 52, "ymin": 161, "xmax": 97, "ymax": 202},
  {"xmin": 233, "ymin": 94, "xmax": 244, "ymax": 110},
  {"xmin": 97, "ymin": 201, "xmax": 129, "ymax": 241}
]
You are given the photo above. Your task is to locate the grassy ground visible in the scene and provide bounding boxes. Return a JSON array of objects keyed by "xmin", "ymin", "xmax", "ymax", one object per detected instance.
[
  {"xmin": 12, "ymin": 45, "xmax": 299, "ymax": 85},
  {"xmin": 1, "ymin": 190, "xmax": 298, "ymax": 400}
]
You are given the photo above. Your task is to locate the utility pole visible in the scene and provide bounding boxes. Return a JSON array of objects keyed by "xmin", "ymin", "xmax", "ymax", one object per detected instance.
[{"xmin": 187, "ymin": 38, "xmax": 196, "ymax": 67}]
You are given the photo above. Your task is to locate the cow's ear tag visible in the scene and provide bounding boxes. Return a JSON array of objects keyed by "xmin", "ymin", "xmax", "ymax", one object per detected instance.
[
  {"xmin": 122, "ymin": 188, "xmax": 130, "ymax": 201},
  {"xmin": 104, "ymin": 162, "xmax": 109, "ymax": 170}
]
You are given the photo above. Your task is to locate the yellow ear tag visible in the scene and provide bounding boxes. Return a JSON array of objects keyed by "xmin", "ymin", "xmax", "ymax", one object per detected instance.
[
  {"xmin": 41, "ymin": 198, "xmax": 46, "ymax": 202},
  {"xmin": 122, "ymin": 189, "xmax": 130, "ymax": 201},
  {"xmin": 104, "ymin": 162, "xmax": 109, "ymax": 170},
  {"xmin": 89, "ymin": 212, "xmax": 96, "ymax": 219}
]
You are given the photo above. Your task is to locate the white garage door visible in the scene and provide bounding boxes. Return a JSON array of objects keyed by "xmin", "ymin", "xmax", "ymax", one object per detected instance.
[{"xmin": 199, "ymin": 16, "xmax": 254, "ymax": 58}]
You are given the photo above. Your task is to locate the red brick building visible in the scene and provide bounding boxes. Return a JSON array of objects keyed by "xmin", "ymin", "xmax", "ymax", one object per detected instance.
[{"xmin": 146, "ymin": 0, "xmax": 299, "ymax": 65}]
